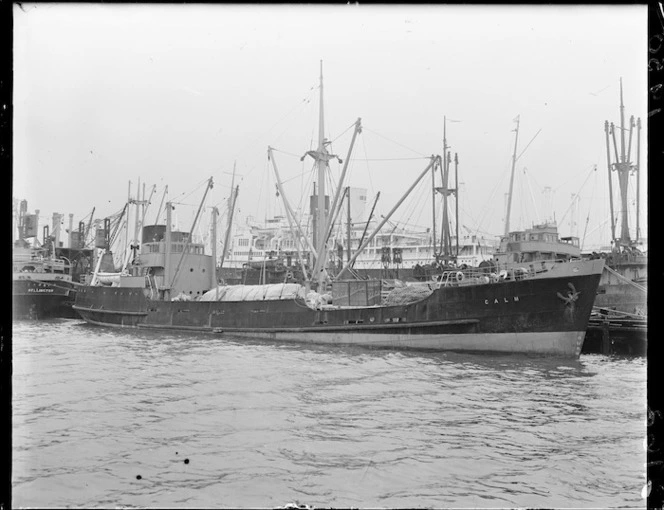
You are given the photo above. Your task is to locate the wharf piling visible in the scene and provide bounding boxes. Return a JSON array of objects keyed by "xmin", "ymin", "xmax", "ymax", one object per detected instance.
[{"xmin": 582, "ymin": 307, "xmax": 647, "ymax": 356}]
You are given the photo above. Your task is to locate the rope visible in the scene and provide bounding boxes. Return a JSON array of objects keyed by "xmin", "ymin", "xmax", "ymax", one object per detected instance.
[
  {"xmin": 515, "ymin": 128, "xmax": 542, "ymax": 163},
  {"xmin": 580, "ymin": 166, "xmax": 598, "ymax": 251},
  {"xmin": 328, "ymin": 120, "xmax": 357, "ymax": 145},
  {"xmin": 171, "ymin": 178, "xmax": 211, "ymax": 204},
  {"xmin": 392, "ymin": 176, "xmax": 430, "ymax": 235},
  {"xmin": 362, "ymin": 126, "xmax": 428, "ymax": 157},
  {"xmin": 593, "ymin": 306, "xmax": 647, "ymax": 320},
  {"xmin": 558, "ymin": 165, "xmax": 596, "ymax": 226},
  {"xmin": 523, "ymin": 168, "xmax": 541, "ymax": 224},
  {"xmin": 227, "ymin": 82, "xmax": 317, "ymax": 165},
  {"xmin": 280, "ymin": 169, "xmax": 313, "ymax": 185},
  {"xmin": 353, "ymin": 157, "xmax": 429, "ymax": 161},
  {"xmin": 603, "ymin": 264, "xmax": 647, "ymax": 292},
  {"xmin": 360, "ymin": 136, "xmax": 376, "ymax": 204},
  {"xmin": 475, "ymin": 155, "xmax": 511, "ymax": 236},
  {"xmin": 270, "ymin": 148, "xmax": 303, "ymax": 159}
]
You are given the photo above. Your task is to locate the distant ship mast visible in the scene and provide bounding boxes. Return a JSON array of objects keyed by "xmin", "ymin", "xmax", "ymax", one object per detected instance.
[
  {"xmin": 277, "ymin": 62, "xmax": 438, "ymax": 284},
  {"xmin": 434, "ymin": 116, "xmax": 459, "ymax": 265},
  {"xmin": 316, "ymin": 61, "xmax": 328, "ymax": 271},
  {"xmin": 504, "ymin": 115, "xmax": 520, "ymax": 237},
  {"xmin": 304, "ymin": 61, "xmax": 341, "ymax": 288},
  {"xmin": 604, "ymin": 78, "xmax": 642, "ymax": 250},
  {"xmin": 502, "ymin": 116, "xmax": 541, "ymax": 236}
]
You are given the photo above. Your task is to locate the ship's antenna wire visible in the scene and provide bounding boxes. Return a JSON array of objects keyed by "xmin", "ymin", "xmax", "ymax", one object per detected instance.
[
  {"xmin": 362, "ymin": 126, "xmax": 427, "ymax": 157},
  {"xmin": 580, "ymin": 165, "xmax": 599, "ymax": 251}
]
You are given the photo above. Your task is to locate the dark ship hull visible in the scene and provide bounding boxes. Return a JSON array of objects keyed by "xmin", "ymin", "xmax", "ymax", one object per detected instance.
[
  {"xmin": 13, "ymin": 278, "xmax": 79, "ymax": 320},
  {"xmin": 74, "ymin": 260, "xmax": 604, "ymax": 358}
]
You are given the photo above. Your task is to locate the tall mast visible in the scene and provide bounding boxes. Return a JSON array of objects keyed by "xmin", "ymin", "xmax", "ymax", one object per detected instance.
[
  {"xmin": 606, "ymin": 78, "xmax": 640, "ymax": 249},
  {"xmin": 431, "ymin": 160, "xmax": 437, "ymax": 258},
  {"xmin": 626, "ymin": 115, "xmax": 635, "ymax": 164},
  {"xmin": 346, "ymin": 186, "xmax": 351, "ymax": 264},
  {"xmin": 617, "ymin": 79, "xmax": 630, "ymax": 246},
  {"xmin": 604, "ymin": 121, "xmax": 617, "ymax": 242},
  {"xmin": 504, "ymin": 115, "xmax": 520, "ymax": 236},
  {"xmin": 125, "ymin": 181, "xmax": 131, "ymax": 267},
  {"xmin": 439, "ymin": 117, "xmax": 448, "ymax": 257},
  {"xmin": 300, "ymin": 61, "xmax": 339, "ymax": 287},
  {"xmin": 133, "ymin": 177, "xmax": 141, "ymax": 257},
  {"xmin": 220, "ymin": 162, "xmax": 237, "ymax": 269},
  {"xmin": 221, "ymin": 184, "xmax": 239, "ymax": 271},
  {"xmin": 164, "ymin": 201, "xmax": 172, "ymax": 300},
  {"xmin": 211, "ymin": 205, "xmax": 218, "ymax": 293},
  {"xmin": 316, "ymin": 60, "xmax": 326, "ymax": 285},
  {"xmin": 441, "ymin": 152, "xmax": 451, "ymax": 259},
  {"xmin": 636, "ymin": 117, "xmax": 641, "ymax": 241},
  {"xmin": 68, "ymin": 213, "xmax": 74, "ymax": 248},
  {"xmin": 434, "ymin": 116, "xmax": 459, "ymax": 265},
  {"xmin": 154, "ymin": 185, "xmax": 168, "ymax": 225},
  {"xmin": 619, "ymin": 77, "xmax": 626, "ymax": 163},
  {"xmin": 141, "ymin": 181, "xmax": 146, "ymax": 235},
  {"xmin": 140, "ymin": 185, "xmax": 156, "ymax": 232},
  {"xmin": 455, "ymin": 153, "xmax": 459, "ymax": 259}
]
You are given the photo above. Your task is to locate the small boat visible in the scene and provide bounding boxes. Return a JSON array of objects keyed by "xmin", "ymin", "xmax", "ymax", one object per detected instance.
[{"xmin": 73, "ymin": 63, "xmax": 605, "ymax": 358}]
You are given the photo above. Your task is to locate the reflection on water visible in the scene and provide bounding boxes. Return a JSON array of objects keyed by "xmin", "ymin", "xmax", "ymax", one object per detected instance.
[{"xmin": 12, "ymin": 319, "xmax": 646, "ymax": 508}]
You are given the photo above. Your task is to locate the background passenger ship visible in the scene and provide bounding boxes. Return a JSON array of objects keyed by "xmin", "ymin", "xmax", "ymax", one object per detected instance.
[{"xmin": 218, "ymin": 191, "xmax": 498, "ymax": 285}]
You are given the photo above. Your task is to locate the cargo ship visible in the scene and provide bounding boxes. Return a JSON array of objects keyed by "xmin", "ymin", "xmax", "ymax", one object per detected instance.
[{"xmin": 73, "ymin": 63, "xmax": 604, "ymax": 357}]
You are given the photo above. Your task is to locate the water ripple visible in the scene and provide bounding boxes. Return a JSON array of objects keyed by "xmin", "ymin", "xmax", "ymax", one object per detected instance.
[{"xmin": 12, "ymin": 319, "xmax": 646, "ymax": 508}]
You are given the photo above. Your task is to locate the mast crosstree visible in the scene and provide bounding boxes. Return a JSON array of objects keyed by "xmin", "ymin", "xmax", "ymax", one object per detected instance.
[
  {"xmin": 434, "ymin": 116, "xmax": 459, "ymax": 266},
  {"xmin": 604, "ymin": 78, "xmax": 642, "ymax": 250},
  {"xmin": 272, "ymin": 62, "xmax": 444, "ymax": 286}
]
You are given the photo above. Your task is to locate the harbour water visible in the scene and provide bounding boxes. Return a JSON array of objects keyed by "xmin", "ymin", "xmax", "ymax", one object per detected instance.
[{"xmin": 12, "ymin": 319, "xmax": 646, "ymax": 509}]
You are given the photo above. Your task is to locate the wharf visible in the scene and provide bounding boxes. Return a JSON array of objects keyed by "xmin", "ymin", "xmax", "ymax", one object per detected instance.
[{"xmin": 582, "ymin": 307, "xmax": 647, "ymax": 356}]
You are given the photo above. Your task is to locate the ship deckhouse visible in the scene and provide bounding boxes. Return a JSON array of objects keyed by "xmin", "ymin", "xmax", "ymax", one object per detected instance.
[
  {"xmin": 136, "ymin": 224, "xmax": 215, "ymax": 299},
  {"xmin": 494, "ymin": 222, "xmax": 580, "ymax": 265}
]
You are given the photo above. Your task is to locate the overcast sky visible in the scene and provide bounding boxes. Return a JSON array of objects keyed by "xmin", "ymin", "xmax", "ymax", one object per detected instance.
[{"xmin": 13, "ymin": 3, "xmax": 647, "ymax": 250}]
